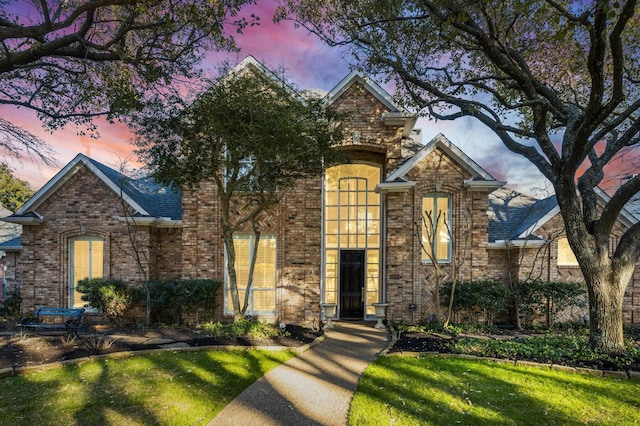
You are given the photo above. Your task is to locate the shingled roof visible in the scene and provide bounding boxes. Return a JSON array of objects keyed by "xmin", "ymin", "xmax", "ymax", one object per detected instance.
[{"xmin": 2, "ymin": 154, "xmax": 182, "ymax": 226}]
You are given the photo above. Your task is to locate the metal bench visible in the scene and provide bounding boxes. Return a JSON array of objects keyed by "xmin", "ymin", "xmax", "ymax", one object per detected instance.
[{"xmin": 19, "ymin": 307, "xmax": 86, "ymax": 337}]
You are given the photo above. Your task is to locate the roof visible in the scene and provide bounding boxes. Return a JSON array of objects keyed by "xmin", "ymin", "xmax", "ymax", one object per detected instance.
[
  {"xmin": 488, "ymin": 187, "xmax": 639, "ymax": 244},
  {"xmin": 0, "ymin": 206, "xmax": 21, "ymax": 249},
  {"xmin": 488, "ymin": 188, "xmax": 556, "ymax": 242},
  {"xmin": 0, "ymin": 236, "xmax": 21, "ymax": 251},
  {"xmin": 3, "ymin": 154, "xmax": 182, "ymax": 226}
]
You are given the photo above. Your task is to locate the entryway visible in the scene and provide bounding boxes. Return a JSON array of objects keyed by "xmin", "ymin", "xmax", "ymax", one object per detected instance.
[{"xmin": 340, "ymin": 250, "xmax": 365, "ymax": 319}]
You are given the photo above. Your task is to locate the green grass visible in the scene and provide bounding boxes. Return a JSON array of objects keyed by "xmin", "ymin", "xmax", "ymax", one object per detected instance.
[
  {"xmin": 350, "ymin": 356, "xmax": 640, "ymax": 425},
  {"xmin": 0, "ymin": 350, "xmax": 295, "ymax": 426}
]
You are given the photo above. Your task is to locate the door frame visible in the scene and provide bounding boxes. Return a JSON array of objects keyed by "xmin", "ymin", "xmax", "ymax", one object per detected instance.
[{"xmin": 339, "ymin": 249, "xmax": 365, "ymax": 319}]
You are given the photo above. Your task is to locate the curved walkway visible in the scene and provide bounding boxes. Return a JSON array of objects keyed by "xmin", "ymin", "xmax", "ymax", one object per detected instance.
[{"xmin": 208, "ymin": 321, "xmax": 389, "ymax": 426}]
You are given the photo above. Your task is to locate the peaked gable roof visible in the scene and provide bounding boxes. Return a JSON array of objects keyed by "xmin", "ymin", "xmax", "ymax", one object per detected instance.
[
  {"xmin": 488, "ymin": 187, "xmax": 639, "ymax": 244},
  {"xmin": 516, "ymin": 187, "xmax": 638, "ymax": 239},
  {"xmin": 7, "ymin": 154, "xmax": 182, "ymax": 224},
  {"xmin": 383, "ymin": 133, "xmax": 505, "ymax": 191}
]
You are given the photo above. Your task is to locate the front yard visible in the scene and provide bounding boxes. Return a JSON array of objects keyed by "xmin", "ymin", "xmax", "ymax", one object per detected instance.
[{"xmin": 350, "ymin": 356, "xmax": 640, "ymax": 425}]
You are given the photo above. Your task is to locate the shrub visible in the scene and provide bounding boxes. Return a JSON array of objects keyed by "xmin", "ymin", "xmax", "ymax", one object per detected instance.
[
  {"xmin": 515, "ymin": 279, "xmax": 587, "ymax": 328},
  {"xmin": 136, "ymin": 279, "xmax": 221, "ymax": 325},
  {"xmin": 200, "ymin": 318, "xmax": 284, "ymax": 339},
  {"xmin": 0, "ymin": 290, "xmax": 22, "ymax": 318},
  {"xmin": 76, "ymin": 278, "xmax": 133, "ymax": 324},
  {"xmin": 441, "ymin": 279, "xmax": 512, "ymax": 325}
]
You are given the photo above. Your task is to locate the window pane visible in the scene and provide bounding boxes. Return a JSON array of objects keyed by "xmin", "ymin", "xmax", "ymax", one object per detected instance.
[
  {"xmin": 422, "ymin": 194, "xmax": 451, "ymax": 262},
  {"xmin": 558, "ymin": 237, "xmax": 579, "ymax": 266},
  {"xmin": 225, "ymin": 235, "xmax": 276, "ymax": 314}
]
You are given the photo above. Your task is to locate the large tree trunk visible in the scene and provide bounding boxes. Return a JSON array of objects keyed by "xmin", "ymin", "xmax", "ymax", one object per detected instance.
[{"xmin": 585, "ymin": 266, "xmax": 629, "ymax": 354}]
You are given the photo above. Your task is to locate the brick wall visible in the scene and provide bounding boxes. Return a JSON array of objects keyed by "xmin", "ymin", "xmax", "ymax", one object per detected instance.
[{"xmin": 15, "ymin": 165, "xmax": 180, "ymax": 314}]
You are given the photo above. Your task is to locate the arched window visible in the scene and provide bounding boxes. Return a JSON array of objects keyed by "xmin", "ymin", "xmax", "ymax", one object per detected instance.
[{"xmin": 69, "ymin": 236, "xmax": 104, "ymax": 308}]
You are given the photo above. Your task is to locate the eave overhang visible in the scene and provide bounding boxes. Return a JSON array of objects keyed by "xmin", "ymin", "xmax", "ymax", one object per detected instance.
[
  {"xmin": 375, "ymin": 181, "xmax": 416, "ymax": 193},
  {"xmin": 464, "ymin": 179, "xmax": 507, "ymax": 193},
  {"xmin": 116, "ymin": 216, "xmax": 182, "ymax": 228},
  {"xmin": 381, "ymin": 112, "xmax": 418, "ymax": 137},
  {"xmin": 487, "ymin": 239, "xmax": 547, "ymax": 249},
  {"xmin": 1, "ymin": 212, "xmax": 44, "ymax": 225}
]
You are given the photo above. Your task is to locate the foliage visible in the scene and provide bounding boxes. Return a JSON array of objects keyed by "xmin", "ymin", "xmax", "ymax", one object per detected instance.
[
  {"xmin": 0, "ymin": 163, "xmax": 34, "ymax": 211},
  {"xmin": 441, "ymin": 279, "xmax": 512, "ymax": 325},
  {"xmin": 75, "ymin": 278, "xmax": 133, "ymax": 324},
  {"xmin": 452, "ymin": 335, "xmax": 640, "ymax": 371},
  {"xmin": 0, "ymin": 0, "xmax": 256, "ymax": 164},
  {"xmin": 0, "ymin": 350, "xmax": 294, "ymax": 425},
  {"xmin": 515, "ymin": 280, "xmax": 587, "ymax": 328},
  {"xmin": 136, "ymin": 67, "xmax": 347, "ymax": 320},
  {"xmin": 281, "ymin": 0, "xmax": 640, "ymax": 353},
  {"xmin": 351, "ymin": 356, "xmax": 640, "ymax": 425},
  {"xmin": 200, "ymin": 319, "xmax": 288, "ymax": 339},
  {"xmin": 0, "ymin": 290, "xmax": 22, "ymax": 318},
  {"xmin": 134, "ymin": 279, "xmax": 221, "ymax": 325}
]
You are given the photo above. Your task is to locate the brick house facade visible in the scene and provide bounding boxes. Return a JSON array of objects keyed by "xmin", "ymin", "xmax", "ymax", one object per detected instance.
[{"xmin": 2, "ymin": 56, "xmax": 639, "ymax": 325}]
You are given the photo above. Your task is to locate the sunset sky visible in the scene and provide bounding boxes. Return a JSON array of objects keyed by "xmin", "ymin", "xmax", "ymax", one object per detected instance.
[{"xmin": 3, "ymin": 1, "xmax": 553, "ymax": 195}]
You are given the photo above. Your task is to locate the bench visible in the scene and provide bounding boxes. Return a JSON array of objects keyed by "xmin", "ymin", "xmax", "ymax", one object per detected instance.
[{"xmin": 19, "ymin": 307, "xmax": 86, "ymax": 337}]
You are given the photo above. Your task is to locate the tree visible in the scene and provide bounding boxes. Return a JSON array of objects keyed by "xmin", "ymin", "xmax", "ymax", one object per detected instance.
[
  {"xmin": 280, "ymin": 0, "xmax": 640, "ymax": 353},
  {"xmin": 0, "ymin": 0, "xmax": 257, "ymax": 164},
  {"xmin": 136, "ymin": 65, "xmax": 347, "ymax": 321},
  {"xmin": 0, "ymin": 162, "xmax": 33, "ymax": 211}
]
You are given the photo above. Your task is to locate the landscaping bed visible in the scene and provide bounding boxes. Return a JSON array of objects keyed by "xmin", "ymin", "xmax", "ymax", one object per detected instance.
[
  {"xmin": 390, "ymin": 327, "xmax": 640, "ymax": 372},
  {"xmin": 0, "ymin": 321, "xmax": 321, "ymax": 369}
]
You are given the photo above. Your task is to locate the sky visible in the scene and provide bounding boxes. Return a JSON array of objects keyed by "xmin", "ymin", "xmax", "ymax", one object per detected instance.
[{"xmin": 3, "ymin": 0, "xmax": 548, "ymax": 196}]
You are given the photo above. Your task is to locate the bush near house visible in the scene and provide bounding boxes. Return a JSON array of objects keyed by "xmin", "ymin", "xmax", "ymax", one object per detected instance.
[
  {"xmin": 515, "ymin": 279, "xmax": 587, "ymax": 328},
  {"xmin": 135, "ymin": 279, "xmax": 221, "ymax": 325},
  {"xmin": 76, "ymin": 278, "xmax": 133, "ymax": 324},
  {"xmin": 441, "ymin": 279, "xmax": 511, "ymax": 325},
  {"xmin": 0, "ymin": 290, "xmax": 21, "ymax": 318},
  {"xmin": 441, "ymin": 279, "xmax": 587, "ymax": 328}
]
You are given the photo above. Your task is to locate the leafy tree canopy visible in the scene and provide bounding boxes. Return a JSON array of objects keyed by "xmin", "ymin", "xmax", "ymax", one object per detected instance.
[
  {"xmin": 0, "ymin": 0, "xmax": 257, "ymax": 165},
  {"xmin": 135, "ymin": 63, "xmax": 348, "ymax": 319},
  {"xmin": 0, "ymin": 162, "xmax": 33, "ymax": 211},
  {"xmin": 279, "ymin": 0, "xmax": 640, "ymax": 353}
]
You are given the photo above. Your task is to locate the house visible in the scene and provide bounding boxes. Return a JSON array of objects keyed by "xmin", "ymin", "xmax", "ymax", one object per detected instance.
[
  {"xmin": 2, "ymin": 56, "xmax": 639, "ymax": 325},
  {"xmin": 0, "ymin": 205, "xmax": 21, "ymax": 300}
]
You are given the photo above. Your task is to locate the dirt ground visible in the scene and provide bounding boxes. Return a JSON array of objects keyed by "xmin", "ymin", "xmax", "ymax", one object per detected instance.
[{"xmin": 0, "ymin": 321, "xmax": 321, "ymax": 369}]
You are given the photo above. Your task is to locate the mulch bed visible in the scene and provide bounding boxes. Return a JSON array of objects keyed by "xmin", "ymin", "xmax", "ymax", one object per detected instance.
[
  {"xmin": 0, "ymin": 322, "xmax": 321, "ymax": 370},
  {"xmin": 390, "ymin": 331, "xmax": 640, "ymax": 372}
]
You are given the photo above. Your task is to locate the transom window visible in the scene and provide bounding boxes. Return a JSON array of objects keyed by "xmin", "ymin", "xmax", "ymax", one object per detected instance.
[
  {"xmin": 225, "ymin": 234, "xmax": 276, "ymax": 315},
  {"xmin": 422, "ymin": 194, "xmax": 451, "ymax": 263}
]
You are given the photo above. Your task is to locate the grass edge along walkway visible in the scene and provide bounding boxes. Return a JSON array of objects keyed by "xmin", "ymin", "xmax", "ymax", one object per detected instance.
[
  {"xmin": 349, "ymin": 354, "xmax": 640, "ymax": 425},
  {"xmin": 0, "ymin": 349, "xmax": 296, "ymax": 425}
]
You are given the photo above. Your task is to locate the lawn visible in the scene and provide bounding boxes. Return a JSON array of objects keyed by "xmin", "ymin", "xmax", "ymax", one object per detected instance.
[
  {"xmin": 0, "ymin": 349, "xmax": 295, "ymax": 426},
  {"xmin": 350, "ymin": 355, "xmax": 640, "ymax": 425}
]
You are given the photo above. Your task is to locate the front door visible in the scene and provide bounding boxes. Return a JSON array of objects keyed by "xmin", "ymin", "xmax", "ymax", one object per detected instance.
[{"xmin": 340, "ymin": 250, "xmax": 365, "ymax": 319}]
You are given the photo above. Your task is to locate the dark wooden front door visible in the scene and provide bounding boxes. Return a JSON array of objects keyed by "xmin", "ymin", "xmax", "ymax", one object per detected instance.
[{"xmin": 340, "ymin": 250, "xmax": 365, "ymax": 319}]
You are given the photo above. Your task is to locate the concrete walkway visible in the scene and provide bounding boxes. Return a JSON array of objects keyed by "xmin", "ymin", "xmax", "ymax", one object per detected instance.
[{"xmin": 208, "ymin": 321, "xmax": 389, "ymax": 426}]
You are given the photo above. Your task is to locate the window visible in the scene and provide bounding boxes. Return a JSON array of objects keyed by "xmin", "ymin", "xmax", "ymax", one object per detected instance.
[
  {"xmin": 69, "ymin": 236, "xmax": 104, "ymax": 308},
  {"xmin": 324, "ymin": 164, "xmax": 381, "ymax": 317},
  {"xmin": 422, "ymin": 194, "xmax": 451, "ymax": 262},
  {"xmin": 557, "ymin": 237, "xmax": 578, "ymax": 266},
  {"xmin": 225, "ymin": 234, "xmax": 276, "ymax": 315}
]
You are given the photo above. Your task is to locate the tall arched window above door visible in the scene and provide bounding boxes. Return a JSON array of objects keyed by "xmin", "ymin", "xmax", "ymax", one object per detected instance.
[
  {"xmin": 324, "ymin": 163, "xmax": 381, "ymax": 319},
  {"xmin": 69, "ymin": 236, "xmax": 104, "ymax": 308}
]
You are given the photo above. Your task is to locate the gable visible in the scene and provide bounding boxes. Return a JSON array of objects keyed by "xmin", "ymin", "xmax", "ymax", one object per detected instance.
[
  {"xmin": 378, "ymin": 133, "xmax": 505, "ymax": 193},
  {"xmin": 4, "ymin": 154, "xmax": 182, "ymax": 226}
]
